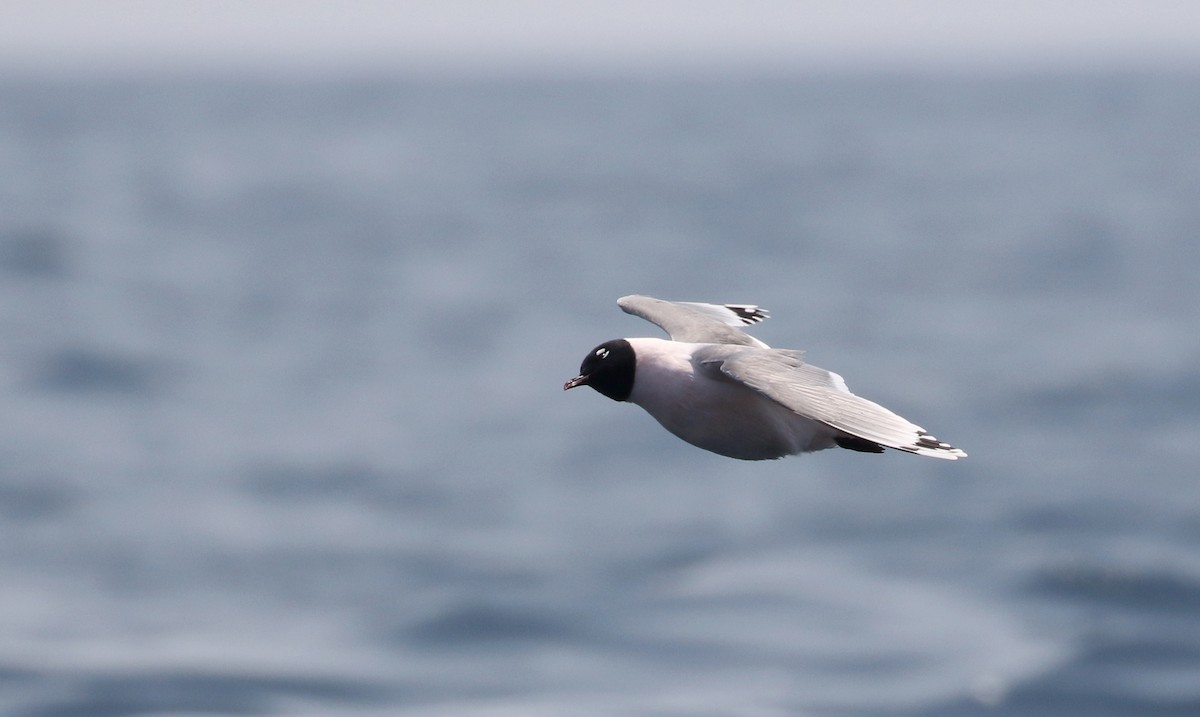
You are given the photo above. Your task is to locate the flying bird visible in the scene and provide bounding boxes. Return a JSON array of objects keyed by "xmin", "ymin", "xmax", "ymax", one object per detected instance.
[{"xmin": 564, "ymin": 295, "xmax": 966, "ymax": 461}]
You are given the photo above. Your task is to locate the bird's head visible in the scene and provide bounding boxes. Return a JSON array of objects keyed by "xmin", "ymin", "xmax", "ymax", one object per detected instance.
[{"xmin": 563, "ymin": 339, "xmax": 635, "ymax": 402}]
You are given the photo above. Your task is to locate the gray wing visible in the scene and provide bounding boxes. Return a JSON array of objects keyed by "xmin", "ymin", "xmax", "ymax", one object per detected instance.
[
  {"xmin": 695, "ymin": 346, "xmax": 966, "ymax": 460},
  {"xmin": 617, "ymin": 295, "xmax": 770, "ymax": 347}
]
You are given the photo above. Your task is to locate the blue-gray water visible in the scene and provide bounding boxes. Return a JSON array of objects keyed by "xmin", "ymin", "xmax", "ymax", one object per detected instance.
[{"xmin": 1, "ymin": 73, "xmax": 1198, "ymax": 716}]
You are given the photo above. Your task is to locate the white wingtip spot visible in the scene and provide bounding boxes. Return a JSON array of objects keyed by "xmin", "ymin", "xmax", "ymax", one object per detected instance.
[
  {"xmin": 724, "ymin": 304, "xmax": 770, "ymax": 325},
  {"xmin": 912, "ymin": 431, "xmax": 967, "ymax": 460}
]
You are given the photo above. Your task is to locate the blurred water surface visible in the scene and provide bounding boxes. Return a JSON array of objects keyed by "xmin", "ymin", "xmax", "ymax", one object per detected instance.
[{"xmin": 0, "ymin": 72, "xmax": 1198, "ymax": 716}]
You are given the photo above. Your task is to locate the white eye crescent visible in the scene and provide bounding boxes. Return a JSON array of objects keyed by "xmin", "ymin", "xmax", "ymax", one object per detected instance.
[{"xmin": 595, "ymin": 348, "xmax": 610, "ymax": 359}]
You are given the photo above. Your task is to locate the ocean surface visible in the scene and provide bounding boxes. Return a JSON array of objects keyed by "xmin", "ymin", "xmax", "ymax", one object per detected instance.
[{"xmin": 1, "ymin": 71, "xmax": 1198, "ymax": 716}]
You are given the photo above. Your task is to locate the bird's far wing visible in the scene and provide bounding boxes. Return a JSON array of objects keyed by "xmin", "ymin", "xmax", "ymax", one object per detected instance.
[
  {"xmin": 617, "ymin": 295, "xmax": 770, "ymax": 347},
  {"xmin": 696, "ymin": 346, "xmax": 966, "ymax": 460}
]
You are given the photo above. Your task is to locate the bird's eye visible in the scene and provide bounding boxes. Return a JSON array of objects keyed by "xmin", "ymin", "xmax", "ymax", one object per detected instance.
[{"xmin": 595, "ymin": 348, "xmax": 610, "ymax": 359}]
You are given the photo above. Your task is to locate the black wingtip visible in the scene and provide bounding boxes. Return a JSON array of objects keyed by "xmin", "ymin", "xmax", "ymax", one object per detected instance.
[
  {"xmin": 834, "ymin": 435, "xmax": 886, "ymax": 453},
  {"xmin": 724, "ymin": 304, "xmax": 770, "ymax": 325}
]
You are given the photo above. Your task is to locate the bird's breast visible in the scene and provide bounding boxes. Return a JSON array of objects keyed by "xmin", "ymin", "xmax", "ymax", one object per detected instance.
[{"xmin": 626, "ymin": 340, "xmax": 831, "ymax": 460}]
